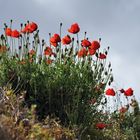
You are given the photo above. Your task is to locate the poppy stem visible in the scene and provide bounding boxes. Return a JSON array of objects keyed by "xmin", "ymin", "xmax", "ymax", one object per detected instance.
[
  {"xmin": 59, "ymin": 23, "xmax": 62, "ymax": 63},
  {"xmin": 76, "ymin": 33, "xmax": 79, "ymax": 50}
]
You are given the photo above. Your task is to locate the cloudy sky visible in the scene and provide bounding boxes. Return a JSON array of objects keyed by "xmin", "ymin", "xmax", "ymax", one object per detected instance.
[{"xmin": 0, "ymin": 0, "xmax": 140, "ymax": 100}]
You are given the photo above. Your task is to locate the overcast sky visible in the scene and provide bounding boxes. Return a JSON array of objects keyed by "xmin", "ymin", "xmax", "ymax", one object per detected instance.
[{"xmin": 0, "ymin": 0, "xmax": 140, "ymax": 100}]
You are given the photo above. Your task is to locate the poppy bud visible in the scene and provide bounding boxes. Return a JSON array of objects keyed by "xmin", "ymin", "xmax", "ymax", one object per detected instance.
[
  {"xmin": 19, "ymin": 46, "xmax": 22, "ymax": 50},
  {"xmin": 108, "ymin": 62, "xmax": 111, "ymax": 68},
  {"xmin": 101, "ymin": 67, "xmax": 104, "ymax": 71},
  {"xmin": 42, "ymin": 40, "xmax": 45, "ymax": 46},
  {"xmin": 61, "ymin": 53, "xmax": 64, "ymax": 59},
  {"xmin": 105, "ymin": 51, "xmax": 108, "ymax": 55},
  {"xmin": 60, "ymin": 23, "xmax": 62, "ymax": 26},
  {"xmin": 65, "ymin": 48, "xmax": 68, "ymax": 52},
  {"xmin": 42, "ymin": 39, "xmax": 44, "ymax": 43},
  {"xmin": 1, "ymin": 34, "xmax": 4, "ymax": 39},
  {"xmin": 101, "ymin": 63, "xmax": 103, "ymax": 67},
  {"xmin": 4, "ymin": 23, "xmax": 7, "ymax": 27},
  {"xmin": 56, "ymin": 48, "xmax": 59, "ymax": 53},
  {"xmin": 110, "ymin": 76, "xmax": 113, "ymax": 82},
  {"xmin": 105, "ymin": 71, "xmax": 108, "ymax": 75},
  {"xmin": 95, "ymin": 52, "xmax": 98, "ymax": 58}
]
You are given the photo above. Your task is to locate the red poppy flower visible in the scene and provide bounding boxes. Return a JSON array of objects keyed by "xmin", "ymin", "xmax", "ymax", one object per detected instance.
[
  {"xmin": 44, "ymin": 46, "xmax": 52, "ymax": 56},
  {"xmin": 90, "ymin": 41, "xmax": 100, "ymax": 50},
  {"xmin": 99, "ymin": 53, "xmax": 106, "ymax": 59},
  {"xmin": 88, "ymin": 48, "xmax": 96, "ymax": 55},
  {"xmin": 124, "ymin": 88, "xmax": 133, "ymax": 96},
  {"xmin": 5, "ymin": 28, "xmax": 12, "ymax": 36},
  {"xmin": 50, "ymin": 34, "xmax": 61, "ymax": 47},
  {"xmin": 119, "ymin": 107, "xmax": 127, "ymax": 113},
  {"xmin": 68, "ymin": 23, "xmax": 80, "ymax": 34},
  {"xmin": 29, "ymin": 22, "xmax": 38, "ymax": 32},
  {"xmin": 77, "ymin": 48, "xmax": 87, "ymax": 58},
  {"xmin": 62, "ymin": 35, "xmax": 71, "ymax": 45},
  {"xmin": 53, "ymin": 34, "xmax": 61, "ymax": 42},
  {"xmin": 106, "ymin": 88, "xmax": 115, "ymax": 96},
  {"xmin": 21, "ymin": 22, "xmax": 38, "ymax": 33},
  {"xmin": 81, "ymin": 39, "xmax": 91, "ymax": 47},
  {"xmin": 11, "ymin": 30, "xmax": 20, "ymax": 38},
  {"xmin": 96, "ymin": 123, "xmax": 106, "ymax": 129}
]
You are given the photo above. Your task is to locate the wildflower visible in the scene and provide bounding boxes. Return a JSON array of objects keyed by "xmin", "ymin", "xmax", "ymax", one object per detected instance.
[
  {"xmin": 96, "ymin": 123, "xmax": 106, "ymax": 129},
  {"xmin": 50, "ymin": 34, "xmax": 61, "ymax": 47},
  {"xmin": 90, "ymin": 41, "xmax": 100, "ymax": 50},
  {"xmin": 68, "ymin": 23, "xmax": 80, "ymax": 34},
  {"xmin": 11, "ymin": 30, "xmax": 20, "ymax": 38},
  {"xmin": 81, "ymin": 39, "xmax": 91, "ymax": 48},
  {"xmin": 21, "ymin": 22, "xmax": 38, "ymax": 33},
  {"xmin": 62, "ymin": 35, "xmax": 71, "ymax": 45},
  {"xmin": 44, "ymin": 46, "xmax": 52, "ymax": 56},
  {"xmin": 124, "ymin": 88, "xmax": 133, "ymax": 96},
  {"xmin": 77, "ymin": 48, "xmax": 87, "ymax": 58},
  {"xmin": 106, "ymin": 88, "xmax": 115, "ymax": 96},
  {"xmin": 5, "ymin": 28, "xmax": 12, "ymax": 36},
  {"xmin": 88, "ymin": 48, "xmax": 96, "ymax": 55},
  {"xmin": 29, "ymin": 22, "xmax": 38, "ymax": 32},
  {"xmin": 99, "ymin": 53, "xmax": 106, "ymax": 59}
]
